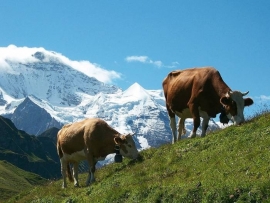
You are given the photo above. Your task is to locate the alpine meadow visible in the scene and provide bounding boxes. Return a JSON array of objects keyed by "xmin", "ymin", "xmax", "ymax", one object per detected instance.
[
  {"xmin": 4, "ymin": 111, "xmax": 270, "ymax": 203},
  {"xmin": 1, "ymin": 2, "xmax": 270, "ymax": 202}
]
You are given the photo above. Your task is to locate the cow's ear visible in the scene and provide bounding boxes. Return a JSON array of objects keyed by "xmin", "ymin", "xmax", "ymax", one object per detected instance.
[
  {"xmin": 114, "ymin": 137, "xmax": 124, "ymax": 145},
  {"xmin": 220, "ymin": 96, "xmax": 230, "ymax": 106},
  {"xmin": 244, "ymin": 98, "xmax": 254, "ymax": 106}
]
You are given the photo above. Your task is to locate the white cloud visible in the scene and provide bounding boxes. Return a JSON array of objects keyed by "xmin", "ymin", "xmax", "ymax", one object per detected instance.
[
  {"xmin": 125, "ymin": 56, "xmax": 148, "ymax": 63},
  {"xmin": 253, "ymin": 95, "xmax": 270, "ymax": 109},
  {"xmin": 66, "ymin": 60, "xmax": 121, "ymax": 84},
  {"xmin": 125, "ymin": 55, "xmax": 179, "ymax": 69},
  {"xmin": 260, "ymin": 95, "xmax": 270, "ymax": 101},
  {"xmin": 125, "ymin": 55, "xmax": 163, "ymax": 68},
  {"xmin": 0, "ymin": 45, "xmax": 121, "ymax": 84},
  {"xmin": 0, "ymin": 45, "xmax": 42, "ymax": 73}
]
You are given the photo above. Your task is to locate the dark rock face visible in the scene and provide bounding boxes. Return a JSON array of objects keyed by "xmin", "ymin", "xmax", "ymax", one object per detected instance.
[
  {"xmin": 0, "ymin": 116, "xmax": 61, "ymax": 179},
  {"xmin": 37, "ymin": 127, "xmax": 60, "ymax": 163},
  {"xmin": 0, "ymin": 90, "xmax": 6, "ymax": 106},
  {"xmin": 10, "ymin": 97, "xmax": 62, "ymax": 135},
  {"xmin": 33, "ymin": 51, "xmax": 45, "ymax": 61}
]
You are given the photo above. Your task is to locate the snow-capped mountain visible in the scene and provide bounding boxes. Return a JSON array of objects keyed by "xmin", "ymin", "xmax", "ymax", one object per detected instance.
[
  {"xmin": 0, "ymin": 47, "xmax": 120, "ymax": 106},
  {"xmin": 0, "ymin": 45, "xmax": 221, "ymax": 150}
]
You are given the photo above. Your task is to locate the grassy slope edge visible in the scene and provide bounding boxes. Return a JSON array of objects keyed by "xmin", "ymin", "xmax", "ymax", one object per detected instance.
[
  {"xmin": 0, "ymin": 161, "xmax": 46, "ymax": 202},
  {"xmin": 7, "ymin": 112, "xmax": 270, "ymax": 203}
]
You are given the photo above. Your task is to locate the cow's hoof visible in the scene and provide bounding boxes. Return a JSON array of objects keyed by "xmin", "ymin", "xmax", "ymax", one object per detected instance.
[{"xmin": 189, "ymin": 133, "xmax": 196, "ymax": 138}]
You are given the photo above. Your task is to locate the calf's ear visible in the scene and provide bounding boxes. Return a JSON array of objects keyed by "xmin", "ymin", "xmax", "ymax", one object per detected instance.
[
  {"xmin": 220, "ymin": 96, "xmax": 231, "ymax": 106},
  {"xmin": 244, "ymin": 98, "xmax": 254, "ymax": 106}
]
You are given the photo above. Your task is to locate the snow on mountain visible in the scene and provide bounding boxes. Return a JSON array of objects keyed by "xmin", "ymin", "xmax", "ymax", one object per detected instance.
[
  {"xmin": 0, "ymin": 45, "xmax": 222, "ymax": 151},
  {"xmin": 0, "ymin": 45, "xmax": 120, "ymax": 106}
]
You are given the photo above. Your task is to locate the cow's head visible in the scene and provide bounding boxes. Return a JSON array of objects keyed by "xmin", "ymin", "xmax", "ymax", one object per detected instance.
[
  {"xmin": 114, "ymin": 133, "xmax": 139, "ymax": 159},
  {"xmin": 220, "ymin": 91, "xmax": 253, "ymax": 125}
]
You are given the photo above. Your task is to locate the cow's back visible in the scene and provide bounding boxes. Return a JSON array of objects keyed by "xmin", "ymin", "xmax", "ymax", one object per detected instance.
[
  {"xmin": 162, "ymin": 67, "xmax": 229, "ymax": 115},
  {"xmin": 83, "ymin": 118, "xmax": 119, "ymax": 157},
  {"xmin": 57, "ymin": 121, "xmax": 87, "ymax": 156},
  {"xmin": 57, "ymin": 118, "xmax": 119, "ymax": 158}
]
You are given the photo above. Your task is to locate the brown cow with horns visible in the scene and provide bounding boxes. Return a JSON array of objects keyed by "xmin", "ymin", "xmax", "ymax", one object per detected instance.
[
  {"xmin": 57, "ymin": 118, "xmax": 139, "ymax": 188},
  {"xmin": 162, "ymin": 67, "xmax": 254, "ymax": 143}
]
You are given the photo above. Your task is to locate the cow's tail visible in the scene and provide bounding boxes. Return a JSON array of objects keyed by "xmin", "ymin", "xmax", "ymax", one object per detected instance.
[{"xmin": 67, "ymin": 163, "xmax": 74, "ymax": 182}]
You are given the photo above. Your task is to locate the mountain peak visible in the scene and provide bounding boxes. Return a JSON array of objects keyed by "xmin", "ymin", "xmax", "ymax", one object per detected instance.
[
  {"xmin": 127, "ymin": 82, "xmax": 144, "ymax": 90},
  {"xmin": 123, "ymin": 82, "xmax": 149, "ymax": 100},
  {"xmin": 0, "ymin": 46, "xmax": 120, "ymax": 104}
]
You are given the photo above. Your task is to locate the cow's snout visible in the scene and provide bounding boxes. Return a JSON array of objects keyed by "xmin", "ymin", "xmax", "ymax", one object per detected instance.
[{"xmin": 232, "ymin": 114, "xmax": 245, "ymax": 126}]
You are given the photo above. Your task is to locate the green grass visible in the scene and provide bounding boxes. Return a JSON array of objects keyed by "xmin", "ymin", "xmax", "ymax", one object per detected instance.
[
  {"xmin": 6, "ymin": 112, "xmax": 270, "ymax": 203},
  {"xmin": 0, "ymin": 161, "xmax": 46, "ymax": 202}
]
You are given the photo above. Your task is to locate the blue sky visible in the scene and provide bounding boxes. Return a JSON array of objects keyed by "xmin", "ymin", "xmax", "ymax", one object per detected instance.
[{"xmin": 0, "ymin": 1, "xmax": 269, "ymax": 116}]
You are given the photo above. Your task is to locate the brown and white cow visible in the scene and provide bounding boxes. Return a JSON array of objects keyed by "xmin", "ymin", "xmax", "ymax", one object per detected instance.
[
  {"xmin": 162, "ymin": 67, "xmax": 254, "ymax": 143},
  {"xmin": 57, "ymin": 118, "xmax": 139, "ymax": 188}
]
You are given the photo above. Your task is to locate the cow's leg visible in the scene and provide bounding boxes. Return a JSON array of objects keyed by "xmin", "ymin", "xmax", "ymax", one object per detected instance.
[
  {"xmin": 85, "ymin": 163, "xmax": 96, "ymax": 186},
  {"xmin": 85, "ymin": 151, "xmax": 96, "ymax": 186},
  {"xmin": 85, "ymin": 170, "xmax": 91, "ymax": 186},
  {"xmin": 201, "ymin": 114, "xmax": 210, "ymax": 137},
  {"xmin": 169, "ymin": 116, "xmax": 177, "ymax": 143},
  {"xmin": 188, "ymin": 102, "xmax": 200, "ymax": 138},
  {"xmin": 73, "ymin": 162, "xmax": 79, "ymax": 187},
  {"xmin": 60, "ymin": 159, "xmax": 67, "ymax": 188},
  {"xmin": 177, "ymin": 117, "xmax": 186, "ymax": 140},
  {"xmin": 90, "ymin": 162, "xmax": 97, "ymax": 183}
]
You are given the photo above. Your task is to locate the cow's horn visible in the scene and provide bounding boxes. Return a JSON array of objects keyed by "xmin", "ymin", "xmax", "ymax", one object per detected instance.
[
  {"xmin": 241, "ymin": 91, "xmax": 249, "ymax": 96},
  {"xmin": 226, "ymin": 91, "xmax": 233, "ymax": 97}
]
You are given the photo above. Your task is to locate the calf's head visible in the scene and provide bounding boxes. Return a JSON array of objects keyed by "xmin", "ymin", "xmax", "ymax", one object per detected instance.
[
  {"xmin": 114, "ymin": 133, "xmax": 139, "ymax": 159},
  {"xmin": 220, "ymin": 91, "xmax": 254, "ymax": 125}
]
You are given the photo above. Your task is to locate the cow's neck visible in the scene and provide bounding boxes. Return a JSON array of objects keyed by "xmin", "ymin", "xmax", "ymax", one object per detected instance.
[
  {"xmin": 217, "ymin": 83, "xmax": 231, "ymax": 98},
  {"xmin": 96, "ymin": 133, "xmax": 121, "ymax": 158},
  {"xmin": 110, "ymin": 133, "xmax": 122, "ymax": 153}
]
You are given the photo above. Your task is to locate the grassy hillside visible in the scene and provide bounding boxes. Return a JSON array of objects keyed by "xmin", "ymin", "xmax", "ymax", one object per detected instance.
[
  {"xmin": 0, "ymin": 161, "xmax": 46, "ymax": 202},
  {"xmin": 6, "ymin": 112, "xmax": 270, "ymax": 203},
  {"xmin": 0, "ymin": 116, "xmax": 61, "ymax": 179}
]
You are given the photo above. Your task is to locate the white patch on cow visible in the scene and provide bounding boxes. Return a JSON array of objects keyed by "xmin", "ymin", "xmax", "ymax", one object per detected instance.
[
  {"xmin": 62, "ymin": 150, "xmax": 86, "ymax": 162},
  {"xmin": 119, "ymin": 135, "xmax": 139, "ymax": 159},
  {"xmin": 175, "ymin": 108, "xmax": 209, "ymax": 119},
  {"xmin": 228, "ymin": 91, "xmax": 246, "ymax": 125}
]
